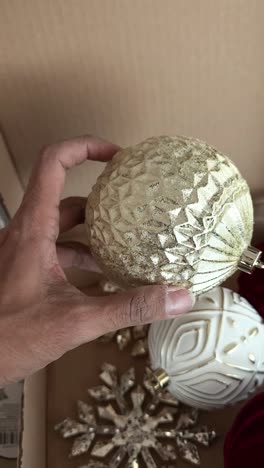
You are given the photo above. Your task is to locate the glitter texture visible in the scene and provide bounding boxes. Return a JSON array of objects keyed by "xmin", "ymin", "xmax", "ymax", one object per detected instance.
[
  {"xmin": 55, "ymin": 364, "xmax": 217, "ymax": 467},
  {"xmin": 99, "ymin": 325, "xmax": 148, "ymax": 357},
  {"xmin": 86, "ymin": 136, "xmax": 253, "ymax": 295}
]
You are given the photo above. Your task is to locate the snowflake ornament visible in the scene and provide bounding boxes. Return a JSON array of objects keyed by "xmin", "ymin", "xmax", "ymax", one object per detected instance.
[
  {"xmin": 55, "ymin": 364, "xmax": 217, "ymax": 467},
  {"xmin": 99, "ymin": 325, "xmax": 149, "ymax": 357}
]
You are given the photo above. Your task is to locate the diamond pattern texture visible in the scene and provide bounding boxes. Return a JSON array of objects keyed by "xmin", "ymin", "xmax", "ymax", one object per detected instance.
[{"xmin": 86, "ymin": 136, "xmax": 253, "ymax": 294}]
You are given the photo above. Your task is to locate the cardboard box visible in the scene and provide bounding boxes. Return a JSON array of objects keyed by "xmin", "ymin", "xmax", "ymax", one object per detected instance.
[
  {"xmin": 0, "ymin": 2, "xmax": 264, "ymax": 466},
  {"xmin": 0, "ymin": 121, "xmax": 251, "ymax": 468}
]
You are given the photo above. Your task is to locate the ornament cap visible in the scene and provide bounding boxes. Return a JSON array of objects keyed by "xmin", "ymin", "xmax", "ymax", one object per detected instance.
[
  {"xmin": 149, "ymin": 368, "xmax": 170, "ymax": 391},
  {"xmin": 239, "ymin": 246, "xmax": 264, "ymax": 274}
]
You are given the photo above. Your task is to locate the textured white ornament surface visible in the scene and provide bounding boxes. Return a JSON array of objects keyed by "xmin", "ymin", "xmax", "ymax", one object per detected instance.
[
  {"xmin": 86, "ymin": 136, "xmax": 253, "ymax": 294},
  {"xmin": 148, "ymin": 287, "xmax": 264, "ymax": 410}
]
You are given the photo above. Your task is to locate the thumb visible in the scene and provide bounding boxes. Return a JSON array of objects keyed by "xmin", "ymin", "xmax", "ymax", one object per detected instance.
[{"xmin": 95, "ymin": 284, "xmax": 194, "ymax": 331}]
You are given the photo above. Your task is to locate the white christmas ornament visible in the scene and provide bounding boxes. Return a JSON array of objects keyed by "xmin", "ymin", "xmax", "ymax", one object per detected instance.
[
  {"xmin": 86, "ymin": 135, "xmax": 264, "ymax": 295},
  {"xmin": 148, "ymin": 287, "xmax": 264, "ymax": 410}
]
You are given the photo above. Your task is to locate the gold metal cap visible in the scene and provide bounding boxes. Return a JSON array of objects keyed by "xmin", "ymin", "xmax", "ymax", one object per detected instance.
[
  {"xmin": 238, "ymin": 246, "xmax": 264, "ymax": 274},
  {"xmin": 149, "ymin": 368, "xmax": 170, "ymax": 391}
]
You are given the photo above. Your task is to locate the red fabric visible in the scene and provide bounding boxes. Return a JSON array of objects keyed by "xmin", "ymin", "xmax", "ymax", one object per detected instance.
[
  {"xmin": 224, "ymin": 392, "xmax": 264, "ymax": 467},
  {"xmin": 224, "ymin": 243, "xmax": 264, "ymax": 467},
  {"xmin": 237, "ymin": 243, "xmax": 264, "ymax": 318}
]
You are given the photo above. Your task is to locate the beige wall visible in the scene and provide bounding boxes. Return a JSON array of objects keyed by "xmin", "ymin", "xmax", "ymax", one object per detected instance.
[{"xmin": 0, "ymin": 0, "xmax": 264, "ymax": 200}]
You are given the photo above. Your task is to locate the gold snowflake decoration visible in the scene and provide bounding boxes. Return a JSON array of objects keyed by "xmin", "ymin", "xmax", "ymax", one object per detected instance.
[
  {"xmin": 55, "ymin": 364, "xmax": 217, "ymax": 467},
  {"xmin": 99, "ymin": 325, "xmax": 149, "ymax": 357}
]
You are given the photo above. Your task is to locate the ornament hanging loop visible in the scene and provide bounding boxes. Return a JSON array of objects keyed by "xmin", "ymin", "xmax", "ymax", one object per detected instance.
[{"xmin": 239, "ymin": 246, "xmax": 264, "ymax": 274}]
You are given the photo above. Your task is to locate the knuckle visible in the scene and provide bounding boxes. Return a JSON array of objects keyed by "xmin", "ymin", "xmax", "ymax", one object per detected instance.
[
  {"xmin": 39, "ymin": 143, "xmax": 61, "ymax": 167},
  {"xmin": 127, "ymin": 292, "xmax": 151, "ymax": 324},
  {"xmin": 128, "ymin": 286, "xmax": 167, "ymax": 325},
  {"xmin": 40, "ymin": 144, "xmax": 49, "ymax": 156},
  {"xmin": 40, "ymin": 144, "xmax": 53, "ymax": 160},
  {"xmin": 38, "ymin": 145, "xmax": 55, "ymax": 172},
  {"xmin": 112, "ymin": 286, "xmax": 168, "ymax": 328}
]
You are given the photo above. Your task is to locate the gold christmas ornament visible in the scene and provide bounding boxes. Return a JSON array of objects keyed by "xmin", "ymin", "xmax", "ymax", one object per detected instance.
[
  {"xmin": 86, "ymin": 135, "xmax": 262, "ymax": 295},
  {"xmin": 148, "ymin": 287, "xmax": 264, "ymax": 410}
]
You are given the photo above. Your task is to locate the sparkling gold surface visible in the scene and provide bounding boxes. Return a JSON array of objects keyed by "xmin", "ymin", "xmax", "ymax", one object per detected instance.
[{"xmin": 86, "ymin": 136, "xmax": 253, "ymax": 294}]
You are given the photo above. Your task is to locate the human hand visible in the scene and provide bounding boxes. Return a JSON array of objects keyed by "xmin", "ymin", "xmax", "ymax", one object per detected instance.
[{"xmin": 0, "ymin": 136, "xmax": 193, "ymax": 385}]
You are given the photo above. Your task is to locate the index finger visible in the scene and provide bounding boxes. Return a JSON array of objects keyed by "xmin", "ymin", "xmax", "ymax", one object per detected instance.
[{"xmin": 17, "ymin": 136, "xmax": 120, "ymax": 238}]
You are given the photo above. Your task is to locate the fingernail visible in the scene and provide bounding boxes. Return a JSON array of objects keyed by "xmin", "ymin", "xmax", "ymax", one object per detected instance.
[{"xmin": 166, "ymin": 287, "xmax": 195, "ymax": 316}]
